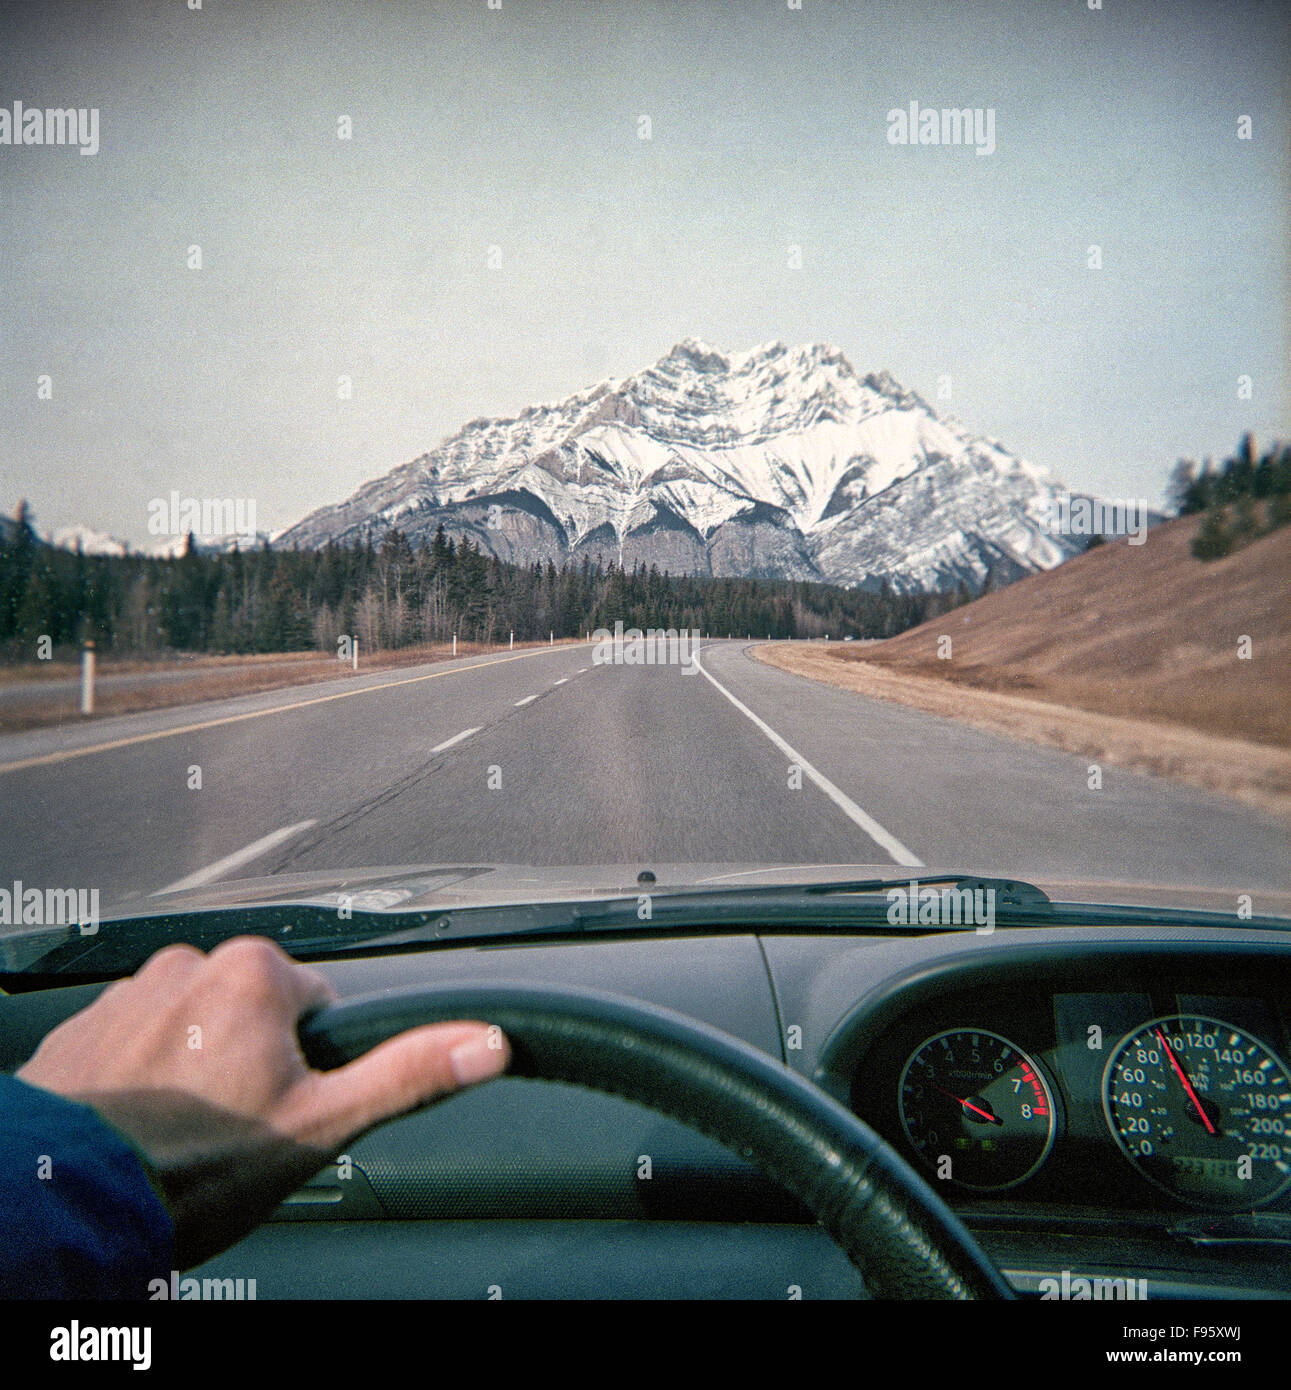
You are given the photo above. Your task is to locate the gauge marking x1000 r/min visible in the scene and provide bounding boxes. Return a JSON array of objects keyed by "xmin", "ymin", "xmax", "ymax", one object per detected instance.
[
  {"xmin": 1104, "ymin": 1015, "xmax": 1291, "ymax": 1208},
  {"xmin": 898, "ymin": 1029, "xmax": 1057, "ymax": 1190}
]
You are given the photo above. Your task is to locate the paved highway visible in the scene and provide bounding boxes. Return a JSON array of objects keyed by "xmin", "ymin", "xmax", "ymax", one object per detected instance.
[{"xmin": 1, "ymin": 640, "xmax": 1287, "ymax": 914}]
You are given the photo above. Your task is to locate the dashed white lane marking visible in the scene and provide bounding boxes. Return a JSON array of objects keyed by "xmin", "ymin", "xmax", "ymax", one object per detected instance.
[
  {"xmin": 553, "ymin": 678, "xmax": 569, "ymax": 686},
  {"xmin": 431, "ymin": 726, "xmax": 480, "ymax": 753},
  {"xmin": 152, "ymin": 819, "xmax": 318, "ymax": 896},
  {"xmin": 0, "ymin": 647, "xmax": 570, "ymax": 777},
  {"xmin": 693, "ymin": 650, "xmax": 923, "ymax": 867},
  {"xmin": 514, "ymin": 695, "xmax": 539, "ymax": 707}
]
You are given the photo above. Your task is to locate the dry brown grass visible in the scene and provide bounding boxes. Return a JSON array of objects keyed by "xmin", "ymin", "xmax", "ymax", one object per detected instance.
[
  {"xmin": 754, "ymin": 515, "xmax": 1291, "ymax": 820},
  {"xmin": 835, "ymin": 515, "xmax": 1291, "ymax": 748},
  {"xmin": 0, "ymin": 649, "xmax": 329, "ymax": 686},
  {"xmin": 0, "ymin": 640, "xmax": 582, "ymax": 733}
]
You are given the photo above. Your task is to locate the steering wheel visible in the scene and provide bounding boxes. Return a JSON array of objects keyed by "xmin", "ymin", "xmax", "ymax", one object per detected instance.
[{"xmin": 298, "ymin": 981, "xmax": 1014, "ymax": 1300}]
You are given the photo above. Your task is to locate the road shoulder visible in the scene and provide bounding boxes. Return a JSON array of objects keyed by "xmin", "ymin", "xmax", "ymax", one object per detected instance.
[{"xmin": 752, "ymin": 643, "xmax": 1291, "ymax": 822}]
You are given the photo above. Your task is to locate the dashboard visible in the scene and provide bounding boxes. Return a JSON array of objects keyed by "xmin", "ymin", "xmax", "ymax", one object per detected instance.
[{"xmin": 2, "ymin": 920, "xmax": 1290, "ymax": 1299}]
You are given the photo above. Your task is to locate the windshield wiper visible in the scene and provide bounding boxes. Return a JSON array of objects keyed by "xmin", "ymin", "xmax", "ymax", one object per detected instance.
[
  {"xmin": 4, "ymin": 875, "xmax": 1287, "ymax": 983},
  {"xmin": 0, "ymin": 875, "xmax": 1028, "ymax": 979},
  {"xmin": 802, "ymin": 874, "xmax": 1053, "ymax": 907},
  {"xmin": 319, "ymin": 874, "xmax": 1050, "ymax": 951}
]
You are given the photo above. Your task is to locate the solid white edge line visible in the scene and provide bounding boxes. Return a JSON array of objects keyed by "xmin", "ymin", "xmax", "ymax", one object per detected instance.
[
  {"xmin": 514, "ymin": 695, "xmax": 539, "ymax": 707},
  {"xmin": 431, "ymin": 726, "xmax": 481, "ymax": 753},
  {"xmin": 693, "ymin": 649, "xmax": 923, "ymax": 868},
  {"xmin": 151, "ymin": 819, "xmax": 319, "ymax": 896}
]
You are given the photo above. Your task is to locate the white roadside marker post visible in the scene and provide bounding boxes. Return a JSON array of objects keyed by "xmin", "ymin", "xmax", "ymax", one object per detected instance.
[
  {"xmin": 452, "ymin": 633, "xmax": 457, "ymax": 657},
  {"xmin": 79, "ymin": 639, "xmax": 95, "ymax": 716},
  {"xmin": 352, "ymin": 636, "xmax": 358, "ymax": 672},
  {"xmin": 510, "ymin": 631, "xmax": 514, "ymax": 650}
]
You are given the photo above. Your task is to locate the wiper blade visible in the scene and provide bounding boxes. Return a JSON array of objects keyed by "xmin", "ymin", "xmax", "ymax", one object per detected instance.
[
  {"xmin": 5, "ymin": 875, "xmax": 1286, "ymax": 983},
  {"xmin": 803, "ymin": 874, "xmax": 1052, "ymax": 908},
  {"xmin": 8, "ymin": 876, "xmax": 1024, "ymax": 977},
  {"xmin": 325, "ymin": 875, "xmax": 1053, "ymax": 952},
  {"xmin": 245, "ymin": 874, "xmax": 1291, "ymax": 951}
]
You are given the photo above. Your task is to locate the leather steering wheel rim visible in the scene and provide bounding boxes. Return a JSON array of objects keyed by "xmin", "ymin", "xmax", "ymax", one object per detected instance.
[{"xmin": 298, "ymin": 981, "xmax": 1014, "ymax": 1300}]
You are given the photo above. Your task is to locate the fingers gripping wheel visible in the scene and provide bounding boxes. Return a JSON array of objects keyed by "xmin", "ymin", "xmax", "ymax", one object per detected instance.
[{"xmin": 298, "ymin": 982, "xmax": 1013, "ymax": 1300}]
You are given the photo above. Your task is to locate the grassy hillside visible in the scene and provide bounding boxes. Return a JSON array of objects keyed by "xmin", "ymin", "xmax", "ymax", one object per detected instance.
[{"xmin": 837, "ymin": 514, "xmax": 1290, "ymax": 749}]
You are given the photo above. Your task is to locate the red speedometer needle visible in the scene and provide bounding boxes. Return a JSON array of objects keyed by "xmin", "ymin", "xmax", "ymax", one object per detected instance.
[
  {"xmin": 932, "ymin": 1084, "xmax": 1002, "ymax": 1125},
  {"xmin": 1155, "ymin": 1028, "xmax": 1216, "ymax": 1135}
]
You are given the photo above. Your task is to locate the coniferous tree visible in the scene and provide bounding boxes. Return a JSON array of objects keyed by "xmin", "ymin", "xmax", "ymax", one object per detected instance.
[{"xmin": 1191, "ymin": 509, "xmax": 1233, "ymax": 560}]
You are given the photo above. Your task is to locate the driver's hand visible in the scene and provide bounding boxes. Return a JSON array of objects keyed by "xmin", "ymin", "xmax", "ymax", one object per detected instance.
[{"xmin": 16, "ymin": 935, "xmax": 510, "ymax": 1268}]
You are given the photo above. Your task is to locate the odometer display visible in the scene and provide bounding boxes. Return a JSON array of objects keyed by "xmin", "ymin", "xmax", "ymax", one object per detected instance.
[
  {"xmin": 898, "ymin": 1029, "xmax": 1057, "ymax": 1190},
  {"xmin": 1103, "ymin": 1015, "xmax": 1291, "ymax": 1208}
]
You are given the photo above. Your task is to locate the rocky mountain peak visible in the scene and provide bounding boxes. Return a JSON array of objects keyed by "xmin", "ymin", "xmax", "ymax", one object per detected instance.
[{"xmin": 277, "ymin": 340, "xmax": 1081, "ymax": 593}]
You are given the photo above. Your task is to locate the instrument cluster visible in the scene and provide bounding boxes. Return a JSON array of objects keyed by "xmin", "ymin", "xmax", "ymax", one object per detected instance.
[{"xmin": 848, "ymin": 973, "xmax": 1291, "ymax": 1214}]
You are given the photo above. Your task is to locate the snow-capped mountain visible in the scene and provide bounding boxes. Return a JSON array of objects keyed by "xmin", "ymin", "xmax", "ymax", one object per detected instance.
[
  {"xmin": 49, "ymin": 524, "xmax": 130, "ymax": 557},
  {"xmin": 278, "ymin": 339, "xmax": 1084, "ymax": 591},
  {"xmin": 44, "ymin": 527, "xmax": 274, "ymax": 559},
  {"xmin": 139, "ymin": 532, "xmax": 275, "ymax": 558}
]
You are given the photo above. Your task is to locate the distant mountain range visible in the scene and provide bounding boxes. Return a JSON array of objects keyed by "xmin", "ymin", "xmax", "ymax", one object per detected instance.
[
  {"xmin": 277, "ymin": 339, "xmax": 1090, "ymax": 592},
  {"xmin": 33, "ymin": 525, "xmax": 273, "ymax": 559},
  {"xmin": 32, "ymin": 339, "xmax": 1150, "ymax": 592}
]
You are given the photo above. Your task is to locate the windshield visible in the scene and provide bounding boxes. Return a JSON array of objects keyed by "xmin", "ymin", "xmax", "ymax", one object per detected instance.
[{"xmin": 1, "ymin": 0, "xmax": 1289, "ymax": 960}]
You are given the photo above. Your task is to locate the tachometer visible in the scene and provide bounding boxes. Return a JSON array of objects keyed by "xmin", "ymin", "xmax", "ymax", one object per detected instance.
[
  {"xmin": 1103, "ymin": 1015, "xmax": 1291, "ymax": 1208},
  {"xmin": 898, "ymin": 1029, "xmax": 1057, "ymax": 1190}
]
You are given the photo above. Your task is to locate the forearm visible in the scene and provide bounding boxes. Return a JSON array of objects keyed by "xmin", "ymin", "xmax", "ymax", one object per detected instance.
[{"xmin": 0, "ymin": 1075, "xmax": 174, "ymax": 1299}]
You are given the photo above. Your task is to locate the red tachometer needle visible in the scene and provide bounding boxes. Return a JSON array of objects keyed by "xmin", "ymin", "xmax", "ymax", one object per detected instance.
[
  {"xmin": 1155, "ymin": 1027, "xmax": 1216, "ymax": 1135},
  {"xmin": 932, "ymin": 1084, "xmax": 1003, "ymax": 1125}
]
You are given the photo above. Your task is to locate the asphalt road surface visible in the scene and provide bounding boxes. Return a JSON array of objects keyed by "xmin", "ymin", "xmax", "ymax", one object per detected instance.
[{"xmin": 1, "ymin": 640, "xmax": 1288, "ymax": 914}]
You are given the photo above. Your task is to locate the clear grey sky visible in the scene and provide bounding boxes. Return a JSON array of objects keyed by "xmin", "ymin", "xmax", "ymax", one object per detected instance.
[{"xmin": 2, "ymin": 0, "xmax": 1287, "ymax": 544}]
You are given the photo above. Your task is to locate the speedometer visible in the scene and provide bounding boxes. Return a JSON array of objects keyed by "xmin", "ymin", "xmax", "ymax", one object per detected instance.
[{"xmin": 1103, "ymin": 1015, "xmax": 1291, "ymax": 1208}]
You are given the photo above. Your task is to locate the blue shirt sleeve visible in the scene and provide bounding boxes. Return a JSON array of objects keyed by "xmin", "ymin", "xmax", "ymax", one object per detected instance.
[{"xmin": 0, "ymin": 1074, "xmax": 174, "ymax": 1298}]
